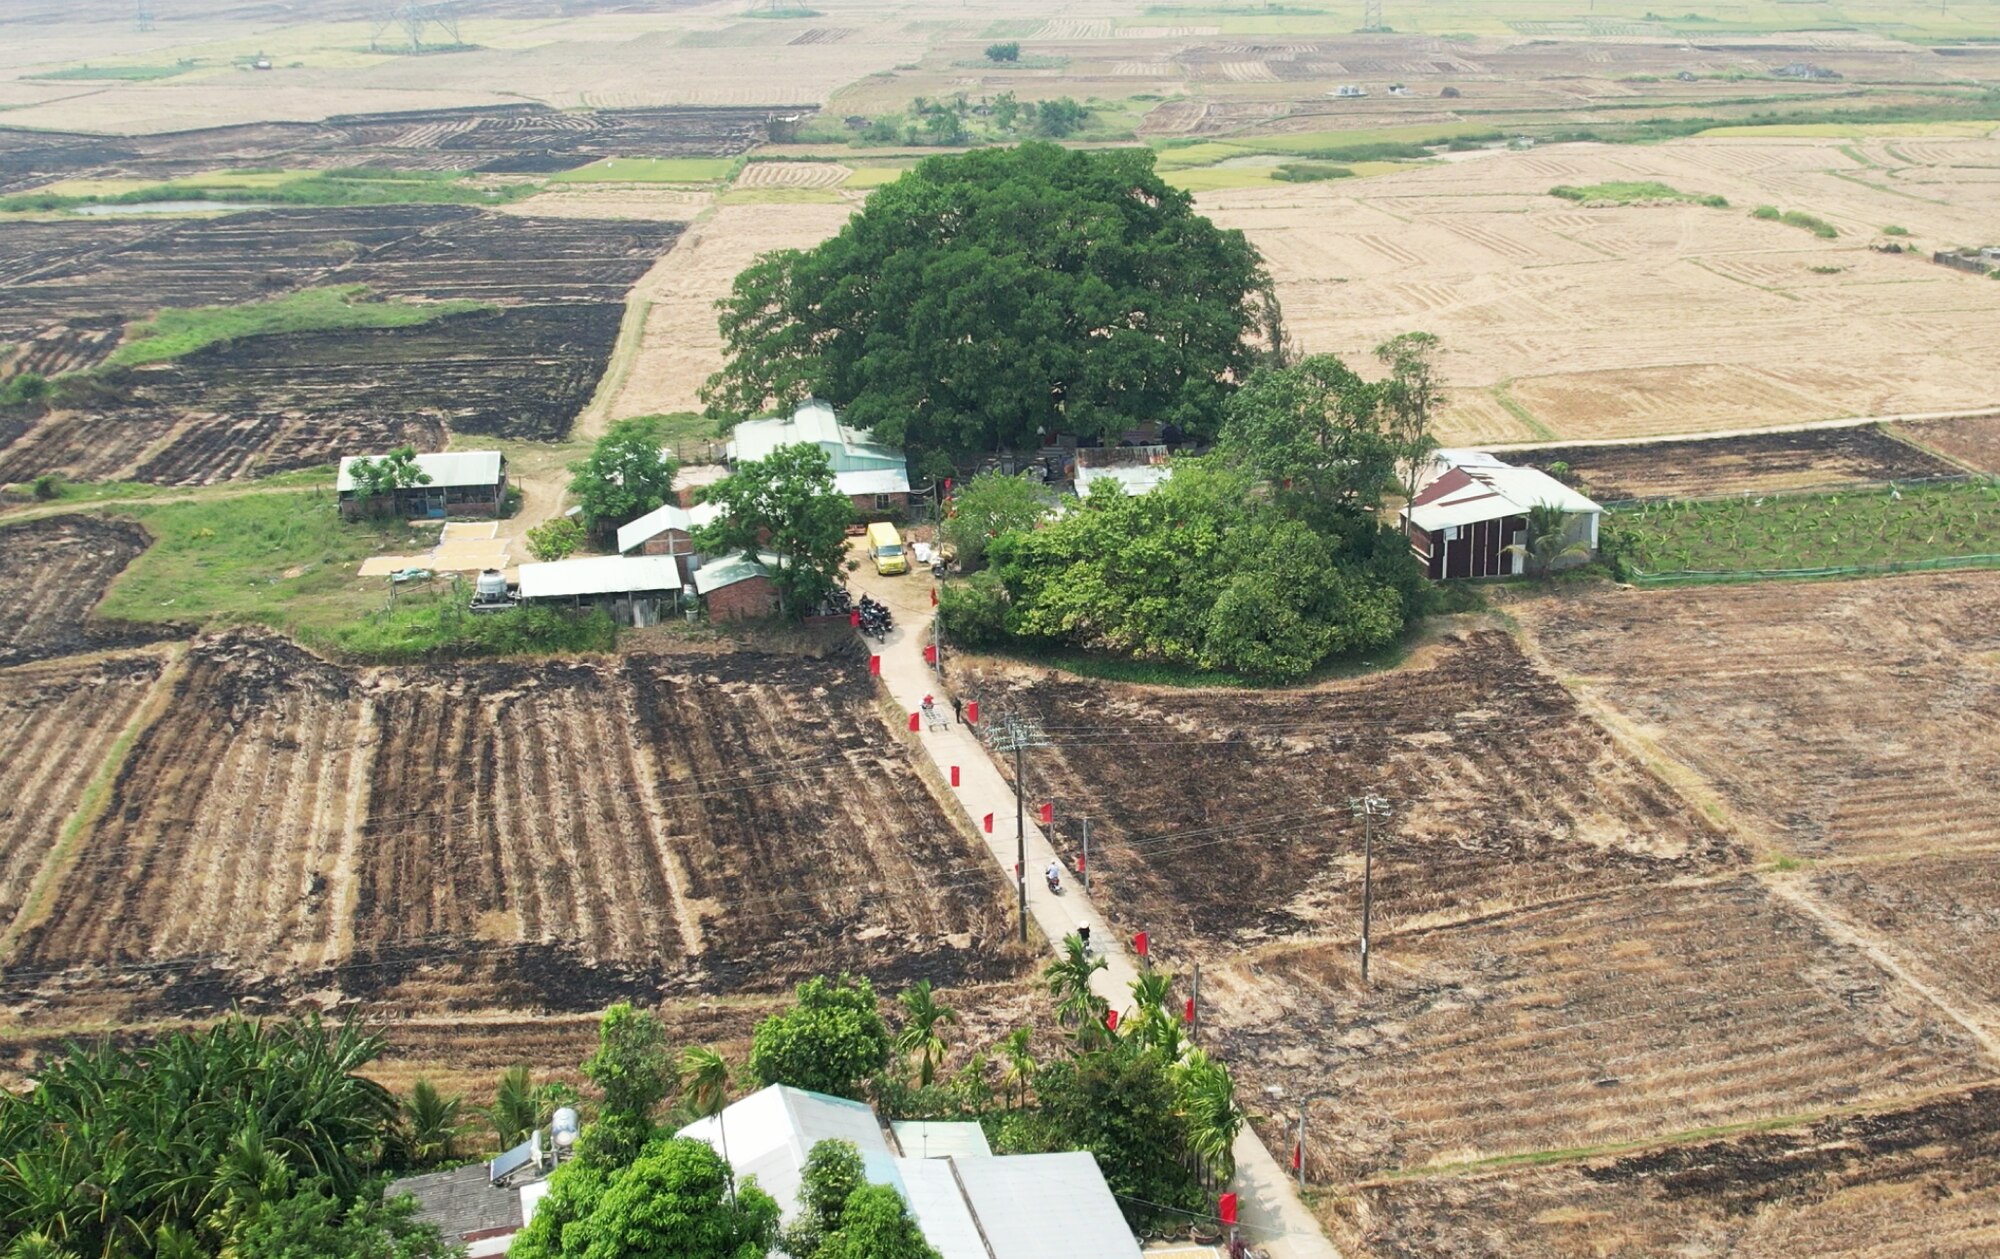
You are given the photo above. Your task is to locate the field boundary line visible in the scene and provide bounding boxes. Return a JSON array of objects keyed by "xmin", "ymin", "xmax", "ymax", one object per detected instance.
[
  {"xmin": 1487, "ymin": 405, "xmax": 2000, "ymax": 453},
  {"xmin": 326, "ymin": 692, "xmax": 378, "ymax": 970},
  {"xmin": 1490, "ymin": 379, "xmax": 1555, "ymax": 441},
  {"xmin": 0, "ymin": 642, "xmax": 186, "ymax": 960},
  {"xmin": 574, "ymin": 291, "xmax": 654, "ymax": 442},
  {"xmin": 1765, "ymin": 875, "xmax": 2000, "ymax": 1066},
  {"xmin": 1354, "ymin": 1079, "xmax": 2000, "ymax": 1186},
  {"xmin": 1879, "ymin": 421, "xmax": 1986, "ymax": 475}
]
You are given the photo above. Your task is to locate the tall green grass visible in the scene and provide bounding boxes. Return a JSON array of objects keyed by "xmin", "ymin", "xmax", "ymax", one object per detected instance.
[
  {"xmin": 109, "ymin": 285, "xmax": 491, "ymax": 366},
  {"xmin": 1551, "ymin": 181, "xmax": 1728, "ymax": 207},
  {"xmin": 0, "ymin": 169, "xmax": 537, "ymax": 214}
]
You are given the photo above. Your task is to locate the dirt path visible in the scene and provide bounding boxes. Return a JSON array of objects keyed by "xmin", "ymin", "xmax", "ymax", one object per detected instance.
[
  {"xmin": 1486, "ymin": 403, "xmax": 2000, "ymax": 454},
  {"xmin": 849, "ymin": 553, "xmax": 1344, "ymax": 1259}
]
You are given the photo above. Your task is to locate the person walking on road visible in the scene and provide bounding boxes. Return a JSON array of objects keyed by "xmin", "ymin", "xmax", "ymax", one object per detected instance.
[{"xmin": 950, "ymin": 695, "xmax": 964, "ymax": 726}]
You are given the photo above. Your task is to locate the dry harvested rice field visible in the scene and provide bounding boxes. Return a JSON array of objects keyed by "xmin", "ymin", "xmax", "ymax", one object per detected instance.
[{"xmin": 1509, "ymin": 424, "xmax": 1964, "ymax": 501}]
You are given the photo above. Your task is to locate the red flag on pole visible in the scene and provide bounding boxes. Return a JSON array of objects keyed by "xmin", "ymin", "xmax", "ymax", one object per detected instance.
[
  {"xmin": 1292, "ymin": 1142, "xmax": 1302, "ymax": 1172},
  {"xmin": 1077, "ymin": 853, "xmax": 1085, "ymax": 876},
  {"xmin": 923, "ymin": 644, "xmax": 938, "ymax": 665},
  {"xmin": 1105, "ymin": 1009, "xmax": 1119, "ymax": 1032},
  {"xmin": 850, "ymin": 609, "xmax": 860, "ymax": 628},
  {"xmin": 868, "ymin": 654, "xmax": 881, "ymax": 676},
  {"xmin": 1184, "ymin": 997, "xmax": 1196, "ymax": 1024},
  {"xmin": 965, "ymin": 700, "xmax": 979, "ymax": 724},
  {"xmin": 908, "ymin": 712, "xmax": 920, "ymax": 731},
  {"xmin": 1134, "ymin": 931, "xmax": 1149, "ymax": 959},
  {"xmin": 930, "ymin": 587, "xmax": 938, "ymax": 607},
  {"xmin": 1219, "ymin": 1193, "xmax": 1238, "ymax": 1226},
  {"xmin": 982, "ymin": 813, "xmax": 993, "ymax": 833},
  {"xmin": 1037, "ymin": 801, "xmax": 1053, "ymax": 826},
  {"xmin": 950, "ymin": 766, "xmax": 961, "ymax": 787}
]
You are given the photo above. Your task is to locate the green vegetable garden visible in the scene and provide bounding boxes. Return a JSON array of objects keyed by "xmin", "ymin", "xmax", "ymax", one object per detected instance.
[{"xmin": 1609, "ymin": 479, "xmax": 2000, "ymax": 580}]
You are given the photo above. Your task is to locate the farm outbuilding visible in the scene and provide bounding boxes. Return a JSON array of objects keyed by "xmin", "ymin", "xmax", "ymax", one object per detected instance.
[
  {"xmin": 337, "ymin": 450, "xmax": 508, "ymax": 521},
  {"xmin": 727, "ymin": 399, "xmax": 911, "ymax": 513},
  {"xmin": 1407, "ymin": 450, "xmax": 1602, "ymax": 579},
  {"xmin": 516, "ymin": 553, "xmax": 682, "ymax": 625},
  {"xmin": 1075, "ymin": 445, "xmax": 1172, "ymax": 497},
  {"xmin": 615, "ymin": 499, "xmax": 727, "ymax": 585},
  {"xmin": 692, "ymin": 551, "xmax": 779, "ymax": 621}
]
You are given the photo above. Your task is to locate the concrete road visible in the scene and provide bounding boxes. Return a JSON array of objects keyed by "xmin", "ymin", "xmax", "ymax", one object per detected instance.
[{"xmin": 846, "ymin": 549, "xmax": 1343, "ymax": 1259}]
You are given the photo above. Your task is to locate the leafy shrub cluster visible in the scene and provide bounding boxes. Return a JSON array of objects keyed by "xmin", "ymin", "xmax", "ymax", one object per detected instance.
[
  {"xmin": 328, "ymin": 600, "xmax": 618, "ymax": 663},
  {"xmin": 1272, "ymin": 162, "xmax": 1355, "ymax": 182},
  {"xmin": 1753, "ymin": 204, "xmax": 1838, "ymax": 237}
]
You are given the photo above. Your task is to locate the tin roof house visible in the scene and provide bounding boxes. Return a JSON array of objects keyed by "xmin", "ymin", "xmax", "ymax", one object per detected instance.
[
  {"xmin": 1406, "ymin": 449, "xmax": 1601, "ymax": 579},
  {"xmin": 726, "ymin": 400, "xmax": 912, "ymax": 510}
]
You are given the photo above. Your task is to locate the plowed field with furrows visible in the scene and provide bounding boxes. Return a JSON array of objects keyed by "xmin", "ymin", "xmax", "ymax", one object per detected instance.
[
  {"xmin": 1509, "ymin": 426, "xmax": 1962, "ymax": 501},
  {"xmin": 1517, "ymin": 572, "xmax": 2000, "ymax": 859},
  {"xmin": 1, "ymin": 635, "xmax": 1025, "ymax": 1019},
  {"xmin": 0, "ymin": 652, "xmax": 166, "ymax": 934},
  {"xmin": 1811, "ymin": 854, "xmax": 2000, "ymax": 1036},
  {"xmin": 2, "ymin": 317, "xmax": 124, "ymax": 379},
  {"xmin": 0, "ymin": 516, "xmax": 181, "ymax": 666},
  {"xmin": 1339, "ymin": 1086, "xmax": 2000, "ymax": 1259},
  {"xmin": 1210, "ymin": 879, "xmax": 1992, "ymax": 1187},
  {"xmin": 961, "ymin": 630, "xmax": 1738, "ymax": 958},
  {"xmin": 15, "ymin": 635, "xmax": 364, "ymax": 974}
]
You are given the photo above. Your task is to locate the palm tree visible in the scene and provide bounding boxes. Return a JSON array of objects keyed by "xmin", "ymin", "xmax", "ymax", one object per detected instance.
[
  {"xmin": 1043, "ymin": 934, "xmax": 1109, "ymax": 1036},
  {"xmin": 679, "ymin": 1046, "xmax": 732, "ymax": 1119},
  {"xmin": 1125, "ymin": 970, "xmax": 1184, "ymax": 1059},
  {"xmin": 1506, "ymin": 503, "xmax": 1592, "ymax": 578},
  {"xmin": 401, "ymin": 1079, "xmax": 464, "ymax": 1167},
  {"xmin": 998, "ymin": 1028, "xmax": 1037, "ymax": 1110},
  {"xmin": 1171, "ymin": 1048, "xmax": 1245, "ymax": 1185},
  {"xmin": 487, "ymin": 1066, "xmax": 542, "ymax": 1148},
  {"xmin": 894, "ymin": 981, "xmax": 959, "ymax": 1088}
]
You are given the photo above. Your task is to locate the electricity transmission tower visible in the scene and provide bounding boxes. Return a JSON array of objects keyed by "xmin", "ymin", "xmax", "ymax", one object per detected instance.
[
  {"xmin": 990, "ymin": 713, "xmax": 1051, "ymax": 944},
  {"xmin": 371, "ymin": 2, "xmax": 463, "ymax": 53},
  {"xmin": 1361, "ymin": 0, "xmax": 1384, "ymax": 31},
  {"xmin": 135, "ymin": 4, "xmax": 155, "ymax": 31},
  {"xmin": 1351, "ymin": 795, "xmax": 1391, "ymax": 981}
]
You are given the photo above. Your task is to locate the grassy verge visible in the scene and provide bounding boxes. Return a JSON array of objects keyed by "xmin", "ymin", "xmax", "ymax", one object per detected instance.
[
  {"xmin": 26, "ymin": 63, "xmax": 191, "ymax": 81},
  {"xmin": 109, "ymin": 285, "xmax": 490, "ymax": 366},
  {"xmin": 1152, "ymin": 124, "xmax": 1497, "ymax": 171},
  {"xmin": 315, "ymin": 588, "xmax": 619, "ymax": 662},
  {"xmin": 1752, "ymin": 205, "xmax": 1838, "ymax": 238},
  {"xmin": 718, "ymin": 187, "xmax": 845, "ymax": 205},
  {"xmin": 0, "ymin": 168, "xmax": 537, "ymax": 214},
  {"xmin": 1608, "ymin": 480, "xmax": 2000, "ymax": 578},
  {"xmin": 1551, "ymin": 181, "xmax": 1728, "ymax": 207},
  {"xmin": 552, "ymin": 157, "xmax": 737, "ymax": 183}
]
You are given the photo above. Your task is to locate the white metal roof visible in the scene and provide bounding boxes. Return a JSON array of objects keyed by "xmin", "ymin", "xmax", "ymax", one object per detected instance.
[
  {"xmin": 892, "ymin": 1121, "xmax": 993, "ymax": 1160},
  {"xmin": 727, "ymin": 399, "xmax": 904, "ymax": 469},
  {"xmin": 892, "ymin": 1158, "xmax": 992, "ymax": 1259},
  {"xmin": 615, "ymin": 500, "xmax": 727, "ymax": 554},
  {"xmin": 1077, "ymin": 463, "xmax": 1173, "ymax": 496},
  {"xmin": 690, "ymin": 551, "xmax": 773, "ymax": 596},
  {"xmin": 954, "ymin": 1152, "xmax": 1140, "ymax": 1259},
  {"xmin": 677, "ymin": 1085, "xmax": 891, "ymax": 1222},
  {"xmin": 1408, "ymin": 454, "xmax": 1600, "ymax": 533},
  {"xmin": 516, "ymin": 554, "xmax": 681, "ymax": 600},
  {"xmin": 835, "ymin": 467, "xmax": 913, "ymax": 497},
  {"xmin": 336, "ymin": 450, "xmax": 502, "ymax": 493}
]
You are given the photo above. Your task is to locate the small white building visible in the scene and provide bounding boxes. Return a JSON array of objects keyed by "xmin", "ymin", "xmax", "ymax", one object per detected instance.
[
  {"xmin": 1407, "ymin": 449, "xmax": 1601, "ymax": 580},
  {"xmin": 679, "ymin": 1084, "xmax": 1140, "ymax": 1259},
  {"xmin": 1074, "ymin": 445, "xmax": 1173, "ymax": 498},
  {"xmin": 515, "ymin": 553, "xmax": 683, "ymax": 625},
  {"xmin": 727, "ymin": 399, "xmax": 912, "ymax": 512}
]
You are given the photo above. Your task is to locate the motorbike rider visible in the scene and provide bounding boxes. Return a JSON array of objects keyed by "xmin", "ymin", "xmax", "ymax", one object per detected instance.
[{"xmin": 1044, "ymin": 858, "xmax": 1062, "ymax": 890}]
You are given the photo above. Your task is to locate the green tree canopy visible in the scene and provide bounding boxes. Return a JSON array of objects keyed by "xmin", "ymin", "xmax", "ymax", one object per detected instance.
[
  {"xmin": 778, "ymin": 1139, "xmax": 866, "ymax": 1259},
  {"xmin": 1216, "ymin": 352, "xmax": 1397, "ymax": 525},
  {"xmin": 508, "ymin": 1138, "xmax": 778, "ymax": 1259},
  {"xmin": 579, "ymin": 1002, "xmax": 677, "ymax": 1166},
  {"xmin": 702, "ymin": 142, "xmax": 1271, "ymax": 453},
  {"xmin": 815, "ymin": 1184, "xmax": 941, "ymax": 1259},
  {"xmin": 570, "ymin": 415, "xmax": 680, "ymax": 538},
  {"xmin": 939, "ymin": 472, "xmax": 1046, "ymax": 571},
  {"xmin": 1007, "ymin": 1045, "xmax": 1204, "ymax": 1230},
  {"xmin": 697, "ymin": 443, "xmax": 852, "ymax": 618},
  {"xmin": 747, "ymin": 974, "xmax": 892, "ymax": 1100},
  {"xmin": 348, "ymin": 446, "xmax": 433, "ymax": 503},
  {"xmin": 232, "ymin": 1185, "xmax": 453, "ymax": 1259}
]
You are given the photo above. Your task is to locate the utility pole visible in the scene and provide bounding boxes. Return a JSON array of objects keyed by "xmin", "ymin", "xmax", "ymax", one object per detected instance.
[
  {"xmin": 1080, "ymin": 814, "xmax": 1090, "ymax": 890},
  {"xmin": 990, "ymin": 714, "xmax": 1050, "ymax": 944},
  {"xmin": 1351, "ymin": 795, "xmax": 1391, "ymax": 982}
]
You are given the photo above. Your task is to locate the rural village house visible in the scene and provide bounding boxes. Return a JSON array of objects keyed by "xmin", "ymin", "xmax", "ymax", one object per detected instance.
[
  {"xmin": 692, "ymin": 550, "xmax": 780, "ymax": 621},
  {"xmin": 336, "ymin": 450, "xmax": 507, "ymax": 521},
  {"xmin": 680, "ymin": 1084, "xmax": 1142, "ymax": 1259},
  {"xmin": 615, "ymin": 498, "xmax": 729, "ymax": 586},
  {"xmin": 1406, "ymin": 449, "xmax": 1602, "ymax": 579},
  {"xmin": 728, "ymin": 398, "xmax": 912, "ymax": 514},
  {"xmin": 516, "ymin": 553, "xmax": 682, "ymax": 626}
]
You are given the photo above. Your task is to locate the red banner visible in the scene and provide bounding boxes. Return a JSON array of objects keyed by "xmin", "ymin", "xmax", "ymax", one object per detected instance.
[
  {"xmin": 1134, "ymin": 931, "xmax": 1149, "ymax": 958},
  {"xmin": 1105, "ymin": 1009, "xmax": 1119, "ymax": 1032},
  {"xmin": 983, "ymin": 813, "xmax": 993, "ymax": 834},
  {"xmin": 1220, "ymin": 1193, "xmax": 1238, "ymax": 1225},
  {"xmin": 868, "ymin": 654, "xmax": 881, "ymax": 676},
  {"xmin": 1184, "ymin": 997, "xmax": 1195, "ymax": 1024},
  {"xmin": 1038, "ymin": 801, "xmax": 1053, "ymax": 826},
  {"xmin": 1292, "ymin": 1142, "xmax": 1302, "ymax": 1172},
  {"xmin": 930, "ymin": 587, "xmax": 938, "ymax": 607},
  {"xmin": 923, "ymin": 644, "xmax": 938, "ymax": 664},
  {"xmin": 950, "ymin": 766, "xmax": 961, "ymax": 787},
  {"xmin": 908, "ymin": 712, "xmax": 920, "ymax": 731},
  {"xmin": 965, "ymin": 700, "xmax": 979, "ymax": 724},
  {"xmin": 850, "ymin": 609, "xmax": 860, "ymax": 628},
  {"xmin": 1077, "ymin": 853, "xmax": 1085, "ymax": 875}
]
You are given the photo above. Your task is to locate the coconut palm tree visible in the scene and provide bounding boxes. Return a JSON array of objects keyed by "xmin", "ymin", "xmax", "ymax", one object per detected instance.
[
  {"xmin": 679, "ymin": 1046, "xmax": 732, "ymax": 1119},
  {"xmin": 486, "ymin": 1065, "xmax": 545, "ymax": 1148},
  {"xmin": 1124, "ymin": 970, "xmax": 1184, "ymax": 1059},
  {"xmin": 1505, "ymin": 503, "xmax": 1592, "ymax": 578},
  {"xmin": 1043, "ymin": 934, "xmax": 1109, "ymax": 1036},
  {"xmin": 401, "ymin": 1079, "xmax": 464, "ymax": 1167},
  {"xmin": 894, "ymin": 981, "xmax": 959, "ymax": 1088},
  {"xmin": 997, "ymin": 1028, "xmax": 1037, "ymax": 1111}
]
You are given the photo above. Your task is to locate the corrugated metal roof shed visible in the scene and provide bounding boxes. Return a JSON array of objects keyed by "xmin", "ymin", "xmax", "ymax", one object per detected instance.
[
  {"xmin": 1077, "ymin": 463, "xmax": 1173, "ymax": 497},
  {"xmin": 517, "ymin": 554, "xmax": 681, "ymax": 600},
  {"xmin": 690, "ymin": 551, "xmax": 772, "ymax": 595},
  {"xmin": 385, "ymin": 1164, "xmax": 523, "ymax": 1243},
  {"xmin": 615, "ymin": 500, "xmax": 727, "ymax": 554},
  {"xmin": 893, "ymin": 1121, "xmax": 993, "ymax": 1159},
  {"xmin": 1408, "ymin": 453, "xmax": 1599, "ymax": 534},
  {"xmin": 677, "ymin": 1085, "xmax": 891, "ymax": 1222},
  {"xmin": 836, "ymin": 467, "xmax": 912, "ymax": 497},
  {"xmin": 727, "ymin": 400, "xmax": 905, "ymax": 472},
  {"xmin": 337, "ymin": 450, "xmax": 503, "ymax": 493},
  {"xmin": 955, "ymin": 1151, "xmax": 1141, "ymax": 1259}
]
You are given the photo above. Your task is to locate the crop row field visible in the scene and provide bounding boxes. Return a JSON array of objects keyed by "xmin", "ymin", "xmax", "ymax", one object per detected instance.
[
  {"xmin": 1, "ymin": 631, "xmax": 1026, "ymax": 1026},
  {"xmin": 0, "ymin": 206, "xmax": 680, "ymax": 484},
  {"xmin": 1608, "ymin": 479, "xmax": 2000, "ymax": 579}
]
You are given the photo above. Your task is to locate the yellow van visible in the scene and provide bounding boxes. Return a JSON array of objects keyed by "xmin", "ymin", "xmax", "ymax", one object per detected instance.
[{"xmin": 866, "ymin": 522, "xmax": 908, "ymax": 575}]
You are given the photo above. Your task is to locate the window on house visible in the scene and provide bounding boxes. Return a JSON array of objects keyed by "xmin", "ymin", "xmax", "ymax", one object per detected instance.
[{"xmin": 874, "ymin": 494, "xmax": 893, "ymax": 511}]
